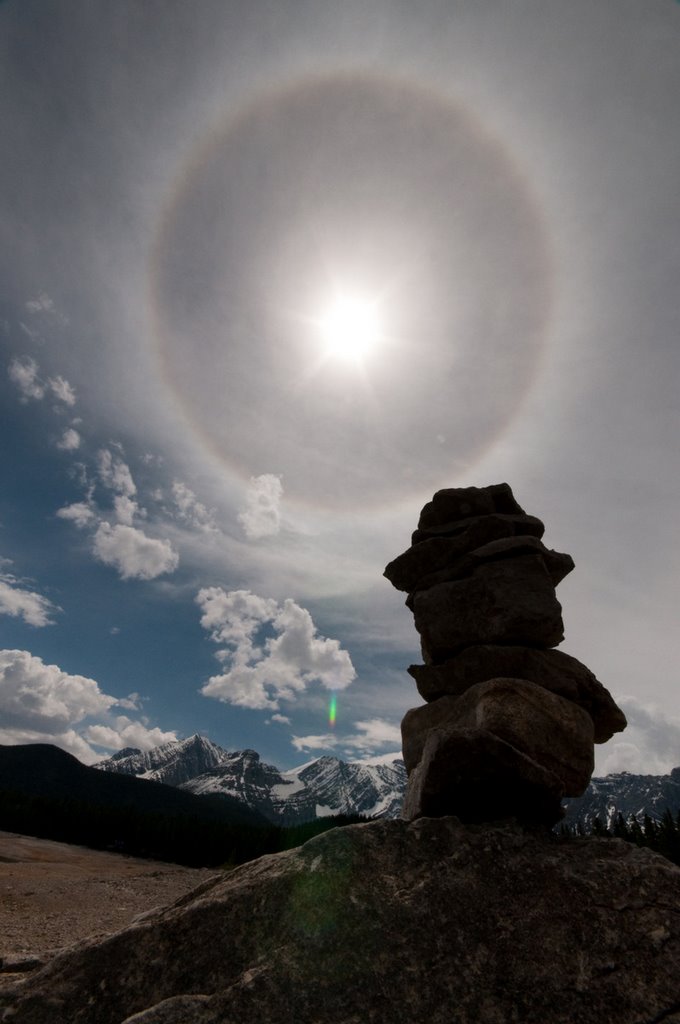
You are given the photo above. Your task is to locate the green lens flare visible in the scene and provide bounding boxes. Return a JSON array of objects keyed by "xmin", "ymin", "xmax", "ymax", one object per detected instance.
[{"xmin": 329, "ymin": 693, "xmax": 337, "ymax": 728}]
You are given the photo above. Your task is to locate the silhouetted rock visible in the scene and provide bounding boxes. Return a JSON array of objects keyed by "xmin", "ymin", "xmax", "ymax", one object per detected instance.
[
  {"xmin": 402, "ymin": 678, "xmax": 594, "ymax": 795},
  {"xmin": 4, "ymin": 817, "xmax": 680, "ymax": 1024},
  {"xmin": 417, "ymin": 482, "xmax": 525, "ymax": 530},
  {"xmin": 408, "ymin": 646, "xmax": 627, "ymax": 743},
  {"xmin": 413, "ymin": 554, "xmax": 565, "ymax": 662},
  {"xmin": 385, "ymin": 482, "xmax": 626, "ymax": 826}
]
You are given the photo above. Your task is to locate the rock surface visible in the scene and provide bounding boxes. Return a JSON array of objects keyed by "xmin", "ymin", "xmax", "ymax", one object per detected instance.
[
  {"xmin": 413, "ymin": 553, "xmax": 565, "ymax": 661},
  {"xmin": 408, "ymin": 645, "xmax": 626, "ymax": 743},
  {"xmin": 3, "ymin": 817, "xmax": 680, "ymax": 1024},
  {"xmin": 401, "ymin": 678, "xmax": 594, "ymax": 795}
]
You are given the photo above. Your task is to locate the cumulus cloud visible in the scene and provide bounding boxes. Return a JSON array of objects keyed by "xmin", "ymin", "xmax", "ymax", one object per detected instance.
[
  {"xmin": 56, "ymin": 500, "xmax": 97, "ymax": 528},
  {"xmin": 171, "ymin": 480, "xmax": 217, "ymax": 532},
  {"xmin": 596, "ymin": 696, "xmax": 680, "ymax": 776},
  {"xmin": 93, "ymin": 522, "xmax": 179, "ymax": 580},
  {"xmin": 113, "ymin": 494, "xmax": 142, "ymax": 526},
  {"xmin": 97, "ymin": 448, "xmax": 136, "ymax": 497},
  {"xmin": 0, "ymin": 573, "xmax": 59, "ymax": 627},
  {"xmin": 238, "ymin": 474, "xmax": 283, "ymax": 539},
  {"xmin": 0, "ymin": 649, "xmax": 176, "ymax": 763},
  {"xmin": 291, "ymin": 718, "xmax": 401, "ymax": 755},
  {"xmin": 8, "ymin": 356, "xmax": 45, "ymax": 400},
  {"xmin": 196, "ymin": 587, "xmax": 355, "ymax": 710},
  {"xmin": 270, "ymin": 713, "xmax": 291, "ymax": 725},
  {"xmin": 56, "ymin": 427, "xmax": 81, "ymax": 451}
]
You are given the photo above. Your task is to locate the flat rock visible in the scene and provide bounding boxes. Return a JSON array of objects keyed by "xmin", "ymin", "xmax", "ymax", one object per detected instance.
[
  {"xmin": 4, "ymin": 817, "xmax": 680, "ymax": 1024},
  {"xmin": 417, "ymin": 482, "xmax": 525, "ymax": 531},
  {"xmin": 387, "ymin": 528, "xmax": 573, "ymax": 595},
  {"xmin": 413, "ymin": 554, "xmax": 564, "ymax": 662},
  {"xmin": 411, "ymin": 511, "xmax": 545, "ymax": 545},
  {"xmin": 409, "ymin": 646, "xmax": 627, "ymax": 743},
  {"xmin": 401, "ymin": 725, "xmax": 565, "ymax": 824},
  {"xmin": 401, "ymin": 679, "xmax": 594, "ymax": 796}
]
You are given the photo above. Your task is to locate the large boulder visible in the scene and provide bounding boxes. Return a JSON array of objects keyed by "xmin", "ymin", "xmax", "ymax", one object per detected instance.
[
  {"xmin": 411, "ymin": 511, "xmax": 545, "ymax": 545},
  {"xmin": 3, "ymin": 818, "xmax": 680, "ymax": 1024},
  {"xmin": 412, "ymin": 554, "xmax": 564, "ymax": 662},
  {"xmin": 408, "ymin": 645, "xmax": 627, "ymax": 743},
  {"xmin": 401, "ymin": 678, "xmax": 594, "ymax": 796}
]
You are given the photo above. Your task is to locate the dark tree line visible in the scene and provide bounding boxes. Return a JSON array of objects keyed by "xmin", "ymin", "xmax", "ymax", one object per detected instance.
[
  {"xmin": 0, "ymin": 787, "xmax": 368, "ymax": 868},
  {"xmin": 561, "ymin": 808, "xmax": 680, "ymax": 866}
]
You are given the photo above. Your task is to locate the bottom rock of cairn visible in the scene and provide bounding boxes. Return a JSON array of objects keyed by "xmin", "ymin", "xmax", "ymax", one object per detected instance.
[{"xmin": 384, "ymin": 483, "xmax": 627, "ymax": 826}]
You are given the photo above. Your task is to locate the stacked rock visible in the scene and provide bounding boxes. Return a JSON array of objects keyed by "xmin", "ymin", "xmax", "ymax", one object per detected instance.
[{"xmin": 384, "ymin": 483, "xmax": 626, "ymax": 826}]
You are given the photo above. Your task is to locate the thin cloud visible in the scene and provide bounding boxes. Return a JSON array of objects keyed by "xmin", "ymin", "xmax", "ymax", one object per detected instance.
[
  {"xmin": 197, "ymin": 586, "xmax": 355, "ymax": 710},
  {"xmin": 171, "ymin": 480, "xmax": 217, "ymax": 532},
  {"xmin": 8, "ymin": 356, "xmax": 45, "ymax": 401},
  {"xmin": 291, "ymin": 717, "xmax": 401, "ymax": 755},
  {"xmin": 97, "ymin": 448, "xmax": 136, "ymax": 497},
  {"xmin": 49, "ymin": 375, "xmax": 76, "ymax": 406},
  {"xmin": 596, "ymin": 696, "xmax": 680, "ymax": 776},
  {"xmin": 93, "ymin": 522, "xmax": 179, "ymax": 580},
  {"xmin": 0, "ymin": 573, "xmax": 59, "ymax": 627},
  {"xmin": 238, "ymin": 474, "xmax": 283, "ymax": 540}
]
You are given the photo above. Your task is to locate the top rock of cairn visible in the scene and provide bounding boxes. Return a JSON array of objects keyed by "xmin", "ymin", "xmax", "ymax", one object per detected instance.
[{"xmin": 385, "ymin": 483, "xmax": 626, "ymax": 827}]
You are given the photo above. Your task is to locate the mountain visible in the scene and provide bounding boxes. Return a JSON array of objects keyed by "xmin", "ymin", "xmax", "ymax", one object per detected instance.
[
  {"xmin": 564, "ymin": 766, "xmax": 680, "ymax": 829},
  {"xmin": 95, "ymin": 736, "xmax": 407, "ymax": 825},
  {"xmin": 93, "ymin": 734, "xmax": 228, "ymax": 787},
  {"xmin": 94, "ymin": 734, "xmax": 680, "ymax": 831},
  {"xmin": 5, "ymin": 817, "xmax": 680, "ymax": 1024}
]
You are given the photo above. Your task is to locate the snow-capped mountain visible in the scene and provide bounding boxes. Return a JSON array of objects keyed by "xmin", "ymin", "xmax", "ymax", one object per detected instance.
[
  {"xmin": 94, "ymin": 735, "xmax": 407, "ymax": 826},
  {"xmin": 93, "ymin": 734, "xmax": 228, "ymax": 787},
  {"xmin": 563, "ymin": 767, "xmax": 680, "ymax": 830},
  {"xmin": 95, "ymin": 735, "xmax": 680, "ymax": 832}
]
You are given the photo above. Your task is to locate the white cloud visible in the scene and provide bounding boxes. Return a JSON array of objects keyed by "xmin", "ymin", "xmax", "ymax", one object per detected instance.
[
  {"xmin": 113, "ymin": 494, "xmax": 142, "ymax": 526},
  {"xmin": 596, "ymin": 696, "xmax": 680, "ymax": 776},
  {"xmin": 291, "ymin": 718, "xmax": 401, "ymax": 756},
  {"xmin": 83, "ymin": 717, "xmax": 176, "ymax": 752},
  {"xmin": 291, "ymin": 732, "xmax": 339, "ymax": 752},
  {"xmin": 56, "ymin": 500, "xmax": 97, "ymax": 528},
  {"xmin": 270, "ymin": 713, "xmax": 291, "ymax": 725},
  {"xmin": 56, "ymin": 427, "xmax": 81, "ymax": 451},
  {"xmin": 0, "ymin": 649, "xmax": 176, "ymax": 764},
  {"xmin": 8, "ymin": 356, "xmax": 45, "ymax": 401},
  {"xmin": 196, "ymin": 587, "xmax": 355, "ymax": 710},
  {"xmin": 171, "ymin": 480, "xmax": 217, "ymax": 532},
  {"xmin": 0, "ymin": 575, "xmax": 58, "ymax": 627},
  {"xmin": 93, "ymin": 522, "xmax": 179, "ymax": 580},
  {"xmin": 97, "ymin": 448, "xmax": 136, "ymax": 496},
  {"xmin": 48, "ymin": 375, "xmax": 76, "ymax": 406},
  {"xmin": 0, "ymin": 649, "xmax": 114, "ymax": 732},
  {"xmin": 238, "ymin": 474, "xmax": 283, "ymax": 539}
]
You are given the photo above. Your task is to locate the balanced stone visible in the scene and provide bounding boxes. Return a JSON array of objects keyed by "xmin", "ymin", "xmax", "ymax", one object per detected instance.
[
  {"xmin": 401, "ymin": 726, "xmax": 565, "ymax": 824},
  {"xmin": 386, "ymin": 528, "xmax": 573, "ymax": 595},
  {"xmin": 408, "ymin": 645, "xmax": 627, "ymax": 743},
  {"xmin": 417, "ymin": 482, "xmax": 526, "ymax": 531},
  {"xmin": 413, "ymin": 553, "xmax": 565, "ymax": 663},
  {"xmin": 401, "ymin": 678, "xmax": 595, "ymax": 796},
  {"xmin": 386, "ymin": 481, "xmax": 626, "ymax": 826}
]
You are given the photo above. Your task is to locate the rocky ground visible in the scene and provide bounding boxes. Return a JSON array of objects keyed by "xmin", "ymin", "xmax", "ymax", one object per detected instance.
[{"xmin": 0, "ymin": 830, "xmax": 216, "ymax": 987}]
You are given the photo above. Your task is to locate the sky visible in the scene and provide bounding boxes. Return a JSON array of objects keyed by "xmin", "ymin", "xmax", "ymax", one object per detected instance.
[{"xmin": 1, "ymin": 0, "xmax": 679, "ymax": 776}]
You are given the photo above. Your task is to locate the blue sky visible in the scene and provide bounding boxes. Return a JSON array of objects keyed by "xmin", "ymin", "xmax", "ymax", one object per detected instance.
[{"xmin": 1, "ymin": 0, "xmax": 679, "ymax": 774}]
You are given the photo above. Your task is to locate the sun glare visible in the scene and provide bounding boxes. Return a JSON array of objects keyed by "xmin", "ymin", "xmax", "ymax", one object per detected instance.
[{"xmin": 318, "ymin": 294, "xmax": 383, "ymax": 363}]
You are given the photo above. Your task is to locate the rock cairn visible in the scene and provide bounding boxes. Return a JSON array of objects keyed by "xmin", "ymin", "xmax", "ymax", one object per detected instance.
[{"xmin": 384, "ymin": 483, "xmax": 627, "ymax": 826}]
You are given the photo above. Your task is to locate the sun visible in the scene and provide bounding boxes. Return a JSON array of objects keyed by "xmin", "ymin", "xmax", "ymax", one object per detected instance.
[{"xmin": 317, "ymin": 293, "xmax": 383, "ymax": 363}]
